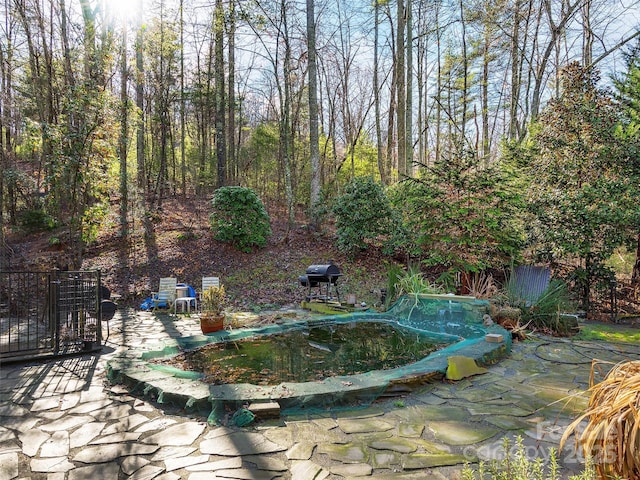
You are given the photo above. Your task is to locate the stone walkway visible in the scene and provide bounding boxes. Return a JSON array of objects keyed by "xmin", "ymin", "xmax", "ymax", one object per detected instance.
[{"xmin": 1, "ymin": 308, "xmax": 637, "ymax": 479}]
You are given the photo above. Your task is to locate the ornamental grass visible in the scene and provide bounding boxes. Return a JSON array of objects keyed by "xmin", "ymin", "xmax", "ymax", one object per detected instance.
[{"xmin": 561, "ymin": 359, "xmax": 640, "ymax": 479}]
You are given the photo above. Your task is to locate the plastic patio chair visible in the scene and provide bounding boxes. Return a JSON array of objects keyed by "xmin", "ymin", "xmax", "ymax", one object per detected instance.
[
  {"xmin": 200, "ymin": 276, "xmax": 233, "ymax": 328},
  {"xmin": 152, "ymin": 277, "xmax": 177, "ymax": 311},
  {"xmin": 202, "ymin": 276, "xmax": 220, "ymax": 291},
  {"xmin": 199, "ymin": 276, "xmax": 220, "ymax": 312}
]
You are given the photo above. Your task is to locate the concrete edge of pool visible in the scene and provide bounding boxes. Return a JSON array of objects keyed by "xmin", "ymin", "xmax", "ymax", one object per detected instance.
[{"xmin": 106, "ymin": 313, "xmax": 512, "ymax": 425}]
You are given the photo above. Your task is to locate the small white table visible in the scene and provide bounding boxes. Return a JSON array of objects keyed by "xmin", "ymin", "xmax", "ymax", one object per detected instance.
[
  {"xmin": 174, "ymin": 285, "xmax": 196, "ymax": 313},
  {"xmin": 174, "ymin": 296, "xmax": 197, "ymax": 313}
]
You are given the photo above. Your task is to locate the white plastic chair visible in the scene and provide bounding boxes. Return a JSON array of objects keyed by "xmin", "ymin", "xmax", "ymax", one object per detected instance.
[
  {"xmin": 202, "ymin": 276, "xmax": 220, "ymax": 291},
  {"xmin": 199, "ymin": 277, "xmax": 220, "ymax": 312},
  {"xmin": 152, "ymin": 277, "xmax": 177, "ymax": 311}
]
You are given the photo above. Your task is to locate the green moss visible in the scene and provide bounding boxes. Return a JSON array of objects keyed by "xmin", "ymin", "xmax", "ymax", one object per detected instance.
[{"xmin": 575, "ymin": 323, "xmax": 640, "ymax": 343}]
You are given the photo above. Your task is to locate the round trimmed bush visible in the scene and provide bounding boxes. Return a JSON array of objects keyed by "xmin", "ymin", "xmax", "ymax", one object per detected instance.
[{"xmin": 209, "ymin": 186, "xmax": 272, "ymax": 253}]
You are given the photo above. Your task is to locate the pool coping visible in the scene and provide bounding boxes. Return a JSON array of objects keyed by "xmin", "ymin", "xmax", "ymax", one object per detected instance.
[{"xmin": 106, "ymin": 313, "xmax": 512, "ymax": 424}]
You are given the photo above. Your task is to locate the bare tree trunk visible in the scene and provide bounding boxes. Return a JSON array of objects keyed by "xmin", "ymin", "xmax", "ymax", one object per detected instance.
[
  {"xmin": 0, "ymin": 0, "xmax": 12, "ymax": 268},
  {"xmin": 155, "ymin": 1, "xmax": 168, "ymax": 208},
  {"xmin": 79, "ymin": 0, "xmax": 96, "ymax": 80},
  {"xmin": 396, "ymin": 0, "xmax": 406, "ymax": 177},
  {"xmin": 405, "ymin": 0, "xmax": 413, "ymax": 175},
  {"xmin": 435, "ymin": 5, "xmax": 442, "ymax": 163},
  {"xmin": 59, "ymin": 0, "xmax": 75, "ymax": 88},
  {"xmin": 227, "ymin": 0, "xmax": 236, "ymax": 184},
  {"xmin": 458, "ymin": 0, "xmax": 468, "ymax": 141},
  {"xmin": 215, "ymin": 0, "xmax": 226, "ymax": 188},
  {"xmin": 307, "ymin": 0, "xmax": 321, "ymax": 226},
  {"xmin": 582, "ymin": 0, "xmax": 593, "ymax": 67},
  {"xmin": 386, "ymin": 64, "xmax": 397, "ymax": 181},
  {"xmin": 0, "ymin": 138, "xmax": 3, "ymax": 269},
  {"xmin": 509, "ymin": 0, "xmax": 522, "ymax": 139},
  {"xmin": 119, "ymin": 22, "xmax": 129, "ymax": 238},
  {"xmin": 531, "ymin": 0, "xmax": 582, "ymax": 120},
  {"xmin": 374, "ymin": 1, "xmax": 386, "ymax": 184},
  {"xmin": 416, "ymin": 0, "xmax": 426, "ymax": 168},
  {"xmin": 136, "ymin": 0, "xmax": 146, "ymax": 200},
  {"xmin": 481, "ymin": 8, "xmax": 491, "ymax": 163},
  {"xmin": 281, "ymin": 0, "xmax": 294, "ymax": 231},
  {"xmin": 0, "ymin": 23, "xmax": 4, "ymax": 270},
  {"xmin": 179, "ymin": 0, "xmax": 186, "ymax": 196}
]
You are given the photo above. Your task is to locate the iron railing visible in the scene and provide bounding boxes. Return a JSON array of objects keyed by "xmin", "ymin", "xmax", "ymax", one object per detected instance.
[{"xmin": 0, "ymin": 270, "xmax": 102, "ymax": 362}]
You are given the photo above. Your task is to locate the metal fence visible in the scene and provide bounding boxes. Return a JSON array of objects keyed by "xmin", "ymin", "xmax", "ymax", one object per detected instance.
[{"xmin": 0, "ymin": 271, "xmax": 102, "ymax": 362}]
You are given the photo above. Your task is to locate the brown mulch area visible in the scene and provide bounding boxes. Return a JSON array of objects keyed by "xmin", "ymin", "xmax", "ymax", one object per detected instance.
[
  {"xmin": 5, "ymin": 196, "xmax": 639, "ymax": 318},
  {"xmin": 5, "ymin": 197, "xmax": 389, "ymax": 311}
]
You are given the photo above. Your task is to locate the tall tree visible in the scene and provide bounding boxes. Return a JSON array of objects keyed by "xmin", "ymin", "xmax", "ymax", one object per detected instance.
[
  {"xmin": 179, "ymin": 0, "xmax": 186, "ymax": 195},
  {"xmin": 136, "ymin": 0, "xmax": 146, "ymax": 200},
  {"xmin": 142, "ymin": 2, "xmax": 181, "ymax": 208},
  {"xmin": 119, "ymin": 19, "xmax": 129, "ymax": 237},
  {"xmin": 0, "ymin": 0, "xmax": 14, "ymax": 269},
  {"xmin": 214, "ymin": 0, "xmax": 226, "ymax": 188},
  {"xmin": 405, "ymin": 0, "xmax": 413, "ymax": 173},
  {"xmin": 458, "ymin": 0, "xmax": 469, "ymax": 141},
  {"xmin": 280, "ymin": 0, "xmax": 294, "ymax": 230},
  {"xmin": 530, "ymin": 0, "xmax": 583, "ymax": 120},
  {"xmin": 307, "ymin": 0, "xmax": 321, "ymax": 226},
  {"xmin": 227, "ymin": 0, "xmax": 237, "ymax": 184},
  {"xmin": 526, "ymin": 63, "xmax": 637, "ymax": 308},
  {"xmin": 613, "ymin": 41, "xmax": 640, "ymax": 284},
  {"xmin": 581, "ymin": 0, "xmax": 593, "ymax": 67},
  {"xmin": 396, "ymin": 0, "xmax": 406, "ymax": 177},
  {"xmin": 373, "ymin": 0, "xmax": 386, "ymax": 183},
  {"xmin": 508, "ymin": 0, "xmax": 524, "ymax": 140}
]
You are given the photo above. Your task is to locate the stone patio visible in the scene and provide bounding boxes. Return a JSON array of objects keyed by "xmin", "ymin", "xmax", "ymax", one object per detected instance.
[{"xmin": 0, "ymin": 308, "xmax": 632, "ymax": 479}]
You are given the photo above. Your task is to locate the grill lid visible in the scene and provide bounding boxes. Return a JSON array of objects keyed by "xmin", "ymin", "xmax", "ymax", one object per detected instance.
[
  {"xmin": 300, "ymin": 263, "xmax": 342, "ymax": 286},
  {"xmin": 306, "ymin": 264, "xmax": 341, "ymax": 278}
]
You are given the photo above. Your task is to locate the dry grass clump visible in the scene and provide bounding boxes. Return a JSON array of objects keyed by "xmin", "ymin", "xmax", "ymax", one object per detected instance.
[
  {"xmin": 561, "ymin": 360, "xmax": 640, "ymax": 479},
  {"xmin": 467, "ymin": 272, "xmax": 498, "ymax": 299}
]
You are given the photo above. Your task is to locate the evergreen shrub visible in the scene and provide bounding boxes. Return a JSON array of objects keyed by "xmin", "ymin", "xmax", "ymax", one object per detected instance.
[
  {"xmin": 209, "ymin": 186, "xmax": 271, "ymax": 253},
  {"xmin": 332, "ymin": 176, "xmax": 402, "ymax": 255},
  {"xmin": 19, "ymin": 209, "xmax": 56, "ymax": 232}
]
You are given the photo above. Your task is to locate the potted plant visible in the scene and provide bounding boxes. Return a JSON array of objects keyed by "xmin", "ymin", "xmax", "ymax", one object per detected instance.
[{"xmin": 200, "ymin": 284, "xmax": 227, "ymax": 333}]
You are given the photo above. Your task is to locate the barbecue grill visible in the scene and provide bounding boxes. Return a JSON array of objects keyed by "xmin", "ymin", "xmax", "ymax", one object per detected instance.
[{"xmin": 299, "ymin": 263, "xmax": 342, "ymax": 302}]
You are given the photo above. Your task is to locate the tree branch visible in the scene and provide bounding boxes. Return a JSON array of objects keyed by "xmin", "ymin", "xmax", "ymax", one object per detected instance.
[{"xmin": 588, "ymin": 30, "xmax": 640, "ymax": 70}]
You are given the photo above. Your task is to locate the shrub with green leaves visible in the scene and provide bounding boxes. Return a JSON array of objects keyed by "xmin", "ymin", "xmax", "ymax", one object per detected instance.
[
  {"xmin": 209, "ymin": 186, "xmax": 271, "ymax": 253},
  {"xmin": 503, "ymin": 278, "xmax": 576, "ymax": 335},
  {"xmin": 19, "ymin": 209, "xmax": 56, "ymax": 232},
  {"xmin": 522, "ymin": 63, "xmax": 638, "ymax": 306},
  {"xmin": 332, "ymin": 176, "xmax": 402, "ymax": 255},
  {"xmin": 389, "ymin": 152, "xmax": 524, "ymax": 274}
]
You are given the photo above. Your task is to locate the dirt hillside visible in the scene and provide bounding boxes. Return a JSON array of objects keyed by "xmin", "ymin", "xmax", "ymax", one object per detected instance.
[{"xmin": 6, "ymin": 197, "xmax": 391, "ymax": 311}]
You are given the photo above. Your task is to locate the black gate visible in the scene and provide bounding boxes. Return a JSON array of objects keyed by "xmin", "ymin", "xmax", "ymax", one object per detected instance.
[{"xmin": 0, "ymin": 271, "xmax": 102, "ymax": 362}]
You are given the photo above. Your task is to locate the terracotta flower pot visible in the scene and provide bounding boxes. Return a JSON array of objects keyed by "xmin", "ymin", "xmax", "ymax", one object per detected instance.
[{"xmin": 200, "ymin": 313, "xmax": 225, "ymax": 334}]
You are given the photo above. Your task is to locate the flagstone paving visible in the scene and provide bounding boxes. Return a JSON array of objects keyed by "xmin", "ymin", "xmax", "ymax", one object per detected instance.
[{"xmin": 0, "ymin": 308, "xmax": 637, "ymax": 479}]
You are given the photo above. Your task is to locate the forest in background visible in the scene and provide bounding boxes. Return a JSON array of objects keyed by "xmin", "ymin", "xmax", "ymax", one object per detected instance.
[{"xmin": 0, "ymin": 0, "xmax": 639, "ymax": 312}]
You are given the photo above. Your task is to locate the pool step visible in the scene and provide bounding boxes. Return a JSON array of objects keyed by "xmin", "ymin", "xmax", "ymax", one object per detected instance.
[{"xmin": 249, "ymin": 401, "xmax": 281, "ymax": 419}]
